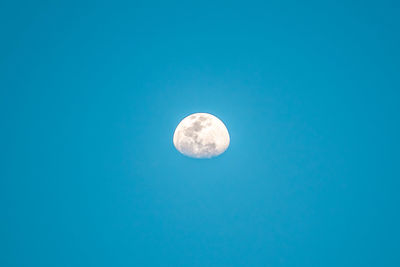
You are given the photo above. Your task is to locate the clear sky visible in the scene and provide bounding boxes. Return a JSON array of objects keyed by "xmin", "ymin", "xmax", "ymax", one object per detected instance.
[{"xmin": 1, "ymin": 1, "xmax": 399, "ymax": 266}]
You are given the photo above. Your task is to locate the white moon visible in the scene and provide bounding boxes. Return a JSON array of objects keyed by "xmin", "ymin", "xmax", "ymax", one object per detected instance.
[{"xmin": 173, "ymin": 113, "xmax": 230, "ymax": 158}]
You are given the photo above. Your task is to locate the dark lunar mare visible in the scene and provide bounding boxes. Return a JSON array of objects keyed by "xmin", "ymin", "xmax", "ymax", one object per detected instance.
[{"xmin": 183, "ymin": 116, "xmax": 217, "ymax": 157}]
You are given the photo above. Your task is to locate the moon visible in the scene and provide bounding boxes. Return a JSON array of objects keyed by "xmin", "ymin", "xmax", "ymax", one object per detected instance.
[{"xmin": 173, "ymin": 113, "xmax": 230, "ymax": 158}]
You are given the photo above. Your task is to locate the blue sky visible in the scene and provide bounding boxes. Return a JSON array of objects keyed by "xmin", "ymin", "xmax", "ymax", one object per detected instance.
[{"xmin": 1, "ymin": 1, "xmax": 399, "ymax": 266}]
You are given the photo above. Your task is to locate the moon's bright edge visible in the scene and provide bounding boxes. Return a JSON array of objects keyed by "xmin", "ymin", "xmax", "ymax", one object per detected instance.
[{"xmin": 173, "ymin": 113, "xmax": 230, "ymax": 158}]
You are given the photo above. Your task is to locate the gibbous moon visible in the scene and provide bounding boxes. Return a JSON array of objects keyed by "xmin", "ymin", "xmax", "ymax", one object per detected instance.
[{"xmin": 173, "ymin": 113, "xmax": 230, "ymax": 158}]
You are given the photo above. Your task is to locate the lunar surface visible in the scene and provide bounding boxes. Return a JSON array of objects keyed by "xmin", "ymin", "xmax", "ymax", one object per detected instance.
[{"xmin": 173, "ymin": 113, "xmax": 230, "ymax": 158}]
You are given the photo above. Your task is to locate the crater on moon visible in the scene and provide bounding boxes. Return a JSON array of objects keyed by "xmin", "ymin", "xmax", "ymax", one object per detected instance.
[{"xmin": 173, "ymin": 113, "xmax": 230, "ymax": 158}]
